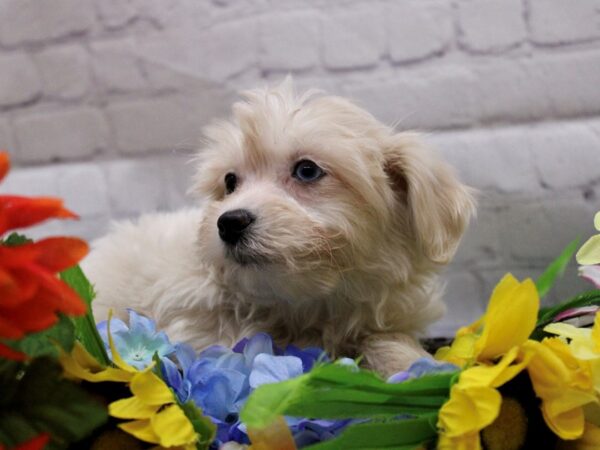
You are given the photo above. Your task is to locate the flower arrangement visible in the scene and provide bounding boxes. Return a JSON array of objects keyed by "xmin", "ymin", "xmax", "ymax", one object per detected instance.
[{"xmin": 2, "ymin": 145, "xmax": 600, "ymax": 450}]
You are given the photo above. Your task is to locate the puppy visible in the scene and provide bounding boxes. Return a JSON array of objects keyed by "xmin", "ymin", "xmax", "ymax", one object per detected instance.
[{"xmin": 85, "ymin": 79, "xmax": 475, "ymax": 377}]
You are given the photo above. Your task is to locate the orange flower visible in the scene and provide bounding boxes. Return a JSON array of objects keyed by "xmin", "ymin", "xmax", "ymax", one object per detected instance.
[{"xmin": 0, "ymin": 151, "xmax": 88, "ymax": 345}]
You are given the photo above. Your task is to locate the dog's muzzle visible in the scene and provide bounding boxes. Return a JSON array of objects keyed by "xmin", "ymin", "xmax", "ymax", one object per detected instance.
[{"xmin": 217, "ymin": 209, "xmax": 255, "ymax": 246}]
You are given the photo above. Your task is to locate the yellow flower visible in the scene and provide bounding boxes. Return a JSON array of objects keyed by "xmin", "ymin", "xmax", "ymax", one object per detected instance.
[
  {"xmin": 521, "ymin": 338, "xmax": 597, "ymax": 440},
  {"xmin": 437, "ymin": 347, "xmax": 530, "ymax": 449},
  {"xmin": 109, "ymin": 370, "xmax": 197, "ymax": 449},
  {"xmin": 436, "ymin": 274, "xmax": 539, "ymax": 366},
  {"xmin": 577, "ymin": 212, "xmax": 600, "ymax": 265},
  {"xmin": 545, "ymin": 313, "xmax": 600, "ymax": 395},
  {"xmin": 557, "ymin": 422, "xmax": 600, "ymax": 450}
]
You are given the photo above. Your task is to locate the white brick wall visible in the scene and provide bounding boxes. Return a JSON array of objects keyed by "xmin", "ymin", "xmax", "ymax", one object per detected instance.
[{"xmin": 0, "ymin": 0, "xmax": 599, "ymax": 336}]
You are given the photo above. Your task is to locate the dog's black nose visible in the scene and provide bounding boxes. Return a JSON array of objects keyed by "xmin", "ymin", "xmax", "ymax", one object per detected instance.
[{"xmin": 217, "ymin": 209, "xmax": 255, "ymax": 245}]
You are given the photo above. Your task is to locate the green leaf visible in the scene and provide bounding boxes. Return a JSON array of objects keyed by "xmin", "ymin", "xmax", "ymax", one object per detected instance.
[
  {"xmin": 2, "ymin": 315, "xmax": 75, "ymax": 359},
  {"xmin": 535, "ymin": 238, "xmax": 580, "ymax": 299},
  {"xmin": 532, "ymin": 289, "xmax": 600, "ymax": 340},
  {"xmin": 60, "ymin": 265, "xmax": 110, "ymax": 366},
  {"xmin": 179, "ymin": 401, "xmax": 217, "ymax": 450},
  {"xmin": 241, "ymin": 364, "xmax": 454, "ymax": 429},
  {"xmin": 1, "ymin": 232, "xmax": 32, "ymax": 246},
  {"xmin": 0, "ymin": 357, "xmax": 108, "ymax": 449},
  {"xmin": 307, "ymin": 415, "xmax": 438, "ymax": 450}
]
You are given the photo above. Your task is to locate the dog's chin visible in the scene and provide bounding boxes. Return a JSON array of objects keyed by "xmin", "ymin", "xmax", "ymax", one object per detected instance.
[{"xmin": 225, "ymin": 244, "xmax": 270, "ymax": 267}]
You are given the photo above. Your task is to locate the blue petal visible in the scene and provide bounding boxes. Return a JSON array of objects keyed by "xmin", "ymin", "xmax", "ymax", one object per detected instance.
[
  {"xmin": 192, "ymin": 370, "xmax": 247, "ymax": 421},
  {"xmin": 161, "ymin": 356, "xmax": 183, "ymax": 391},
  {"xmin": 406, "ymin": 358, "xmax": 458, "ymax": 378},
  {"xmin": 232, "ymin": 337, "xmax": 248, "ymax": 354},
  {"xmin": 335, "ymin": 357, "xmax": 359, "ymax": 372},
  {"xmin": 215, "ymin": 352, "xmax": 248, "ymax": 374},
  {"xmin": 243, "ymin": 333, "xmax": 274, "ymax": 366},
  {"xmin": 96, "ymin": 318, "xmax": 128, "ymax": 345},
  {"xmin": 387, "ymin": 371, "xmax": 410, "ymax": 383},
  {"xmin": 199, "ymin": 345, "xmax": 230, "ymax": 360},
  {"xmin": 284, "ymin": 345, "xmax": 328, "ymax": 372},
  {"xmin": 127, "ymin": 309, "xmax": 157, "ymax": 335},
  {"xmin": 249, "ymin": 354, "xmax": 303, "ymax": 389},
  {"xmin": 174, "ymin": 343, "xmax": 196, "ymax": 374}
]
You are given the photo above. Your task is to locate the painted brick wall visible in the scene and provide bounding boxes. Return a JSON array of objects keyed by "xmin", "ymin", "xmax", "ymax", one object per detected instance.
[{"xmin": 0, "ymin": 0, "xmax": 599, "ymax": 335}]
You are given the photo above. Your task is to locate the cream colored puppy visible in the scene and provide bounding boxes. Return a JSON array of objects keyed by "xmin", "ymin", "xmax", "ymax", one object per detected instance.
[{"xmin": 86, "ymin": 80, "xmax": 475, "ymax": 377}]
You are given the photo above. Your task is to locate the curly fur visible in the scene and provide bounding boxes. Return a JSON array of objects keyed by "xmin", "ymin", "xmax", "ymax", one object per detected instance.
[{"xmin": 85, "ymin": 79, "xmax": 475, "ymax": 376}]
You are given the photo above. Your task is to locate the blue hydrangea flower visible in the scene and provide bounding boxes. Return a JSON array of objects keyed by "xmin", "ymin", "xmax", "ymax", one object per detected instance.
[
  {"xmin": 97, "ymin": 309, "xmax": 175, "ymax": 370},
  {"xmin": 161, "ymin": 332, "xmax": 338, "ymax": 448}
]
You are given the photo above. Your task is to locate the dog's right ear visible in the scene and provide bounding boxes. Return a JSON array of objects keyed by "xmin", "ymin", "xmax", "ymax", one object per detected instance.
[{"xmin": 383, "ymin": 133, "xmax": 476, "ymax": 264}]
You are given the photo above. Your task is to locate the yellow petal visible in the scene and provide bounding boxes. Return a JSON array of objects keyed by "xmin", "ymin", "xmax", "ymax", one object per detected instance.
[
  {"xmin": 459, "ymin": 347, "xmax": 528, "ymax": 390},
  {"xmin": 592, "ymin": 313, "xmax": 600, "ymax": 353},
  {"xmin": 107, "ymin": 309, "xmax": 138, "ymax": 373},
  {"xmin": 437, "ymin": 432, "xmax": 481, "ymax": 450},
  {"xmin": 152, "ymin": 404, "xmax": 197, "ymax": 447},
  {"xmin": 109, "ymin": 396, "xmax": 159, "ymax": 419},
  {"xmin": 577, "ymin": 235, "xmax": 600, "ymax": 266},
  {"xmin": 130, "ymin": 370, "xmax": 175, "ymax": 406},
  {"xmin": 59, "ymin": 342, "xmax": 133, "ymax": 383},
  {"xmin": 545, "ymin": 323, "xmax": 592, "ymax": 341},
  {"xmin": 118, "ymin": 419, "xmax": 160, "ymax": 444},
  {"xmin": 435, "ymin": 334, "xmax": 477, "ymax": 367},
  {"xmin": 476, "ymin": 275, "xmax": 539, "ymax": 361},
  {"xmin": 438, "ymin": 384, "xmax": 502, "ymax": 437},
  {"xmin": 542, "ymin": 401, "xmax": 586, "ymax": 440},
  {"xmin": 248, "ymin": 416, "xmax": 297, "ymax": 450}
]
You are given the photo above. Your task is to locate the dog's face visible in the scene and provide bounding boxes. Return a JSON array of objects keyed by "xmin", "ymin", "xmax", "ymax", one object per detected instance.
[{"xmin": 194, "ymin": 81, "xmax": 474, "ymax": 305}]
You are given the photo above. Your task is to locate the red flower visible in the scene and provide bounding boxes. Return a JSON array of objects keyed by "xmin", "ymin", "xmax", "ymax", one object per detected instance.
[
  {"xmin": 0, "ymin": 151, "xmax": 88, "ymax": 349},
  {"xmin": 0, "ymin": 434, "xmax": 50, "ymax": 450}
]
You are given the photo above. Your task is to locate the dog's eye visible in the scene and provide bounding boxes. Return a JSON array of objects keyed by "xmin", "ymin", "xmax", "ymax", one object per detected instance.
[
  {"xmin": 292, "ymin": 160, "xmax": 325, "ymax": 183},
  {"xmin": 224, "ymin": 173, "xmax": 237, "ymax": 194}
]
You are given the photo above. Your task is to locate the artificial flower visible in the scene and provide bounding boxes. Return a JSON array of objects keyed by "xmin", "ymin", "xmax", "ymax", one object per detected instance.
[
  {"xmin": 97, "ymin": 309, "xmax": 175, "ymax": 370},
  {"xmin": 0, "ymin": 152, "xmax": 77, "ymax": 235},
  {"xmin": 160, "ymin": 332, "xmax": 341, "ymax": 448},
  {"xmin": 387, "ymin": 357, "xmax": 458, "ymax": 383},
  {"xmin": 0, "ymin": 237, "xmax": 88, "ymax": 340},
  {"xmin": 577, "ymin": 212, "xmax": 600, "ymax": 266},
  {"xmin": 436, "ymin": 274, "xmax": 539, "ymax": 366},
  {"xmin": 521, "ymin": 338, "xmax": 597, "ymax": 439},
  {"xmin": 109, "ymin": 369, "xmax": 198, "ymax": 449},
  {"xmin": 0, "ymin": 151, "xmax": 87, "ymax": 344},
  {"xmin": 437, "ymin": 347, "xmax": 529, "ymax": 449}
]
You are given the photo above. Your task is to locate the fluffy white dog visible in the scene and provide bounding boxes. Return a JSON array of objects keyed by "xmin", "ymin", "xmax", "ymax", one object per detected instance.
[{"xmin": 86, "ymin": 80, "xmax": 475, "ymax": 376}]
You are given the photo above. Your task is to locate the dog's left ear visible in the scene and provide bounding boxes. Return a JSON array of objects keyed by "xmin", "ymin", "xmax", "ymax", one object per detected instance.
[{"xmin": 384, "ymin": 133, "xmax": 476, "ymax": 264}]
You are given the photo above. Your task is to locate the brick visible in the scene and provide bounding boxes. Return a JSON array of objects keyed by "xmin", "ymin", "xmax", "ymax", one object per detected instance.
[
  {"xmin": 14, "ymin": 108, "xmax": 109, "ymax": 163},
  {"xmin": 259, "ymin": 12, "xmax": 319, "ymax": 71},
  {"xmin": 94, "ymin": 0, "xmax": 138, "ymax": 29},
  {"xmin": 425, "ymin": 128, "xmax": 541, "ymax": 193},
  {"xmin": 0, "ymin": 53, "xmax": 41, "ymax": 107},
  {"xmin": 450, "ymin": 207, "xmax": 503, "ymax": 266},
  {"xmin": 322, "ymin": 7, "xmax": 384, "ymax": 69},
  {"xmin": 91, "ymin": 38, "xmax": 148, "ymax": 93},
  {"xmin": 530, "ymin": 122, "xmax": 600, "ymax": 190},
  {"xmin": 429, "ymin": 271, "xmax": 485, "ymax": 336},
  {"xmin": 34, "ymin": 45, "xmax": 90, "ymax": 100},
  {"xmin": 106, "ymin": 159, "xmax": 169, "ymax": 215},
  {"xmin": 105, "ymin": 92, "xmax": 231, "ymax": 155},
  {"xmin": 386, "ymin": 0, "xmax": 452, "ymax": 63},
  {"xmin": 474, "ymin": 51, "xmax": 600, "ymax": 124},
  {"xmin": 137, "ymin": 19, "xmax": 256, "ymax": 80},
  {"xmin": 498, "ymin": 196, "xmax": 596, "ymax": 262},
  {"xmin": 0, "ymin": 0, "xmax": 95, "ymax": 46},
  {"xmin": 57, "ymin": 164, "xmax": 110, "ymax": 217},
  {"xmin": 457, "ymin": 0, "xmax": 525, "ymax": 53},
  {"xmin": 344, "ymin": 67, "xmax": 476, "ymax": 130},
  {"xmin": 529, "ymin": 0, "xmax": 600, "ymax": 45}
]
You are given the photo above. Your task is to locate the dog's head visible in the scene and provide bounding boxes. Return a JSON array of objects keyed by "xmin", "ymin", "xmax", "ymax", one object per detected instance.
[{"xmin": 194, "ymin": 79, "xmax": 475, "ymax": 305}]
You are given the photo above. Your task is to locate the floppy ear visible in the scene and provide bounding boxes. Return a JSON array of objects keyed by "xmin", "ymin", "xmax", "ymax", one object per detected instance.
[{"xmin": 384, "ymin": 133, "xmax": 476, "ymax": 264}]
